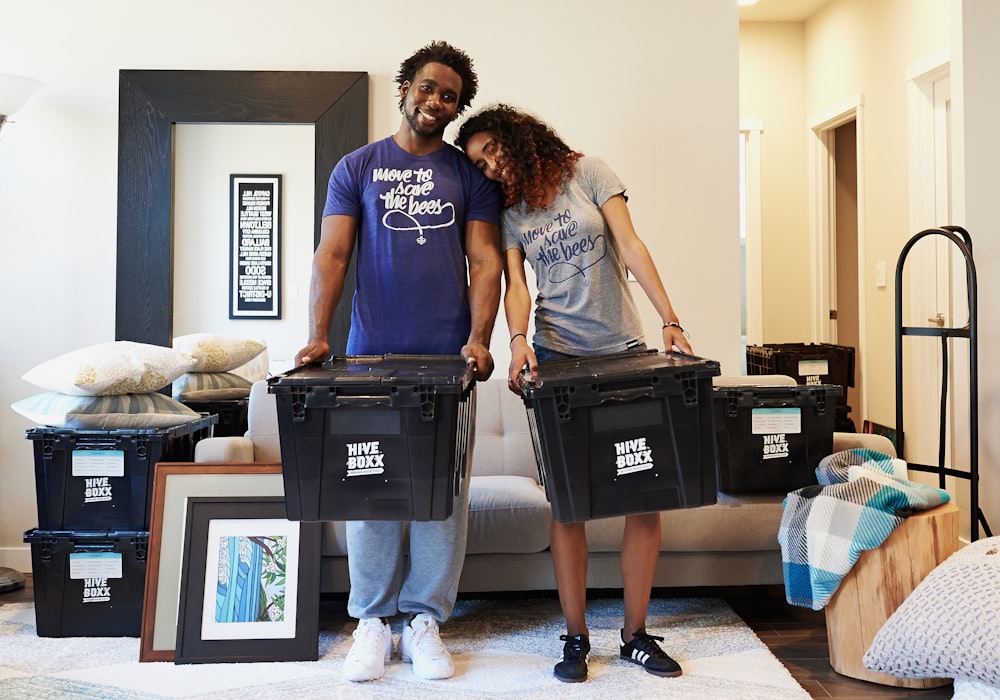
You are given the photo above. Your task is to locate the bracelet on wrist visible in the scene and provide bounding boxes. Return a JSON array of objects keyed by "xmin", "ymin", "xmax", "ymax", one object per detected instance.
[
  {"xmin": 662, "ymin": 321, "xmax": 690, "ymax": 338},
  {"xmin": 509, "ymin": 332, "xmax": 526, "ymax": 346}
]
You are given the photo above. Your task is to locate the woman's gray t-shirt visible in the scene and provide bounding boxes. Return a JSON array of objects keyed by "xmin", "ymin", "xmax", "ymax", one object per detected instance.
[{"xmin": 502, "ymin": 156, "xmax": 645, "ymax": 355}]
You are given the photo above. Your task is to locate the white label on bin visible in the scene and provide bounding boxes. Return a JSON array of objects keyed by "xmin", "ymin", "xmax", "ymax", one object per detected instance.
[
  {"xmin": 345, "ymin": 441, "xmax": 386, "ymax": 476},
  {"xmin": 72, "ymin": 449, "xmax": 125, "ymax": 478},
  {"xmin": 797, "ymin": 359, "xmax": 828, "ymax": 377},
  {"xmin": 751, "ymin": 407, "xmax": 801, "ymax": 435},
  {"xmin": 614, "ymin": 437, "xmax": 654, "ymax": 476},
  {"xmin": 70, "ymin": 551, "xmax": 123, "ymax": 582}
]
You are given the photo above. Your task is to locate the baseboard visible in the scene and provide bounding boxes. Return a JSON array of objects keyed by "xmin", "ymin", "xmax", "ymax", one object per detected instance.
[{"xmin": 0, "ymin": 545, "xmax": 30, "ymax": 573}]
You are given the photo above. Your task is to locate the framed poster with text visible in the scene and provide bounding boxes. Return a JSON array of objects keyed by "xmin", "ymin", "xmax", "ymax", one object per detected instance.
[{"xmin": 230, "ymin": 174, "xmax": 281, "ymax": 319}]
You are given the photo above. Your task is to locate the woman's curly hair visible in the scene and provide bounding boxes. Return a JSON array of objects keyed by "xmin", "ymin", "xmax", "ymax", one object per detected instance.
[
  {"xmin": 456, "ymin": 104, "xmax": 583, "ymax": 211},
  {"xmin": 396, "ymin": 40, "xmax": 478, "ymax": 115}
]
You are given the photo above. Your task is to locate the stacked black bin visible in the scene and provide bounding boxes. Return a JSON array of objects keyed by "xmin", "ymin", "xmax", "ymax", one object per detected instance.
[
  {"xmin": 22, "ymin": 416, "xmax": 214, "ymax": 637},
  {"xmin": 746, "ymin": 342, "xmax": 856, "ymax": 432}
]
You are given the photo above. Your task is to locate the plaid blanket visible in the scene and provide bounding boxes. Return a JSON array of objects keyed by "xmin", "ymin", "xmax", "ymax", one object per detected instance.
[{"xmin": 778, "ymin": 448, "xmax": 950, "ymax": 610}]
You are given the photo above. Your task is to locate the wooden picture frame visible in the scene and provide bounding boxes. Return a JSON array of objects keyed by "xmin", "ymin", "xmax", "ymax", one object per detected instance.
[
  {"xmin": 174, "ymin": 496, "xmax": 320, "ymax": 664},
  {"xmin": 139, "ymin": 463, "xmax": 284, "ymax": 662}
]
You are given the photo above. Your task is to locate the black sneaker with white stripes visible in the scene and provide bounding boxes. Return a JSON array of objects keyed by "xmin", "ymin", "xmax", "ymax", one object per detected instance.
[
  {"xmin": 554, "ymin": 633, "xmax": 590, "ymax": 683},
  {"xmin": 619, "ymin": 629, "xmax": 682, "ymax": 677}
]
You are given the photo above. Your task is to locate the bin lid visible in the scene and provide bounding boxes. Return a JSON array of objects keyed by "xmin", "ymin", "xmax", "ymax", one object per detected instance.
[
  {"xmin": 712, "ymin": 383, "xmax": 843, "ymax": 400},
  {"xmin": 25, "ymin": 413, "xmax": 217, "ymax": 440},
  {"xmin": 268, "ymin": 354, "xmax": 475, "ymax": 392},
  {"xmin": 519, "ymin": 350, "xmax": 720, "ymax": 393},
  {"xmin": 23, "ymin": 528, "xmax": 150, "ymax": 543}
]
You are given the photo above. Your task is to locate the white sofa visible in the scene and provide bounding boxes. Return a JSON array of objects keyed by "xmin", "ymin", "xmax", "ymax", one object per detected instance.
[{"xmin": 194, "ymin": 377, "xmax": 894, "ymax": 593}]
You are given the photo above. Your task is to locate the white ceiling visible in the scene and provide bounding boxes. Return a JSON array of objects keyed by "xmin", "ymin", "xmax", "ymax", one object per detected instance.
[{"xmin": 739, "ymin": 0, "xmax": 832, "ymax": 22}]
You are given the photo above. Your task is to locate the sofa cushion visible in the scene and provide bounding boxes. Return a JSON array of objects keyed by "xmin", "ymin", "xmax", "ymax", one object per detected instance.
[
  {"xmin": 246, "ymin": 380, "xmax": 282, "ymax": 462},
  {"xmin": 584, "ymin": 492, "xmax": 785, "ymax": 553},
  {"xmin": 467, "ymin": 475, "xmax": 551, "ymax": 554},
  {"xmin": 471, "ymin": 379, "xmax": 538, "ymax": 480},
  {"xmin": 321, "ymin": 521, "xmax": 349, "ymax": 557}
]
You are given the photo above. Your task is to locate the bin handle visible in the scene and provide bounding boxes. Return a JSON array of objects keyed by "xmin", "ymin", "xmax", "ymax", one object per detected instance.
[
  {"xmin": 333, "ymin": 394, "xmax": 394, "ymax": 409},
  {"xmin": 597, "ymin": 385, "xmax": 655, "ymax": 402}
]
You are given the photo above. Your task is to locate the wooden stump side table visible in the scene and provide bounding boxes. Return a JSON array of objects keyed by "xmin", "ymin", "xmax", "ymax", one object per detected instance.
[{"xmin": 824, "ymin": 500, "xmax": 959, "ymax": 688}]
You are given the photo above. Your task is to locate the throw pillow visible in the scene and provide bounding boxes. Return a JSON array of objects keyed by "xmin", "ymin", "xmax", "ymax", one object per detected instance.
[
  {"xmin": 22, "ymin": 341, "xmax": 196, "ymax": 396},
  {"xmin": 172, "ymin": 333, "xmax": 266, "ymax": 373},
  {"xmin": 12, "ymin": 391, "xmax": 202, "ymax": 429},
  {"xmin": 172, "ymin": 371, "xmax": 253, "ymax": 401},
  {"xmin": 863, "ymin": 536, "xmax": 1000, "ymax": 686}
]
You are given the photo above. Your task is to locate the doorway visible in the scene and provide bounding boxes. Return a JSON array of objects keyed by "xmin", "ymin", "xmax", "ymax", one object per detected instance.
[
  {"xmin": 834, "ymin": 121, "xmax": 860, "ymax": 429},
  {"xmin": 809, "ymin": 97, "xmax": 866, "ymax": 426}
]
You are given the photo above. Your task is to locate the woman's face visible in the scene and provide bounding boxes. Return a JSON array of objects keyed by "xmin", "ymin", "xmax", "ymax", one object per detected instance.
[{"xmin": 464, "ymin": 131, "xmax": 504, "ymax": 183}]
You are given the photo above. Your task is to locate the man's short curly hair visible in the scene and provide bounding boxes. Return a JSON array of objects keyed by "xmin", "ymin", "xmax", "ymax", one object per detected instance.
[{"xmin": 396, "ymin": 40, "xmax": 479, "ymax": 115}]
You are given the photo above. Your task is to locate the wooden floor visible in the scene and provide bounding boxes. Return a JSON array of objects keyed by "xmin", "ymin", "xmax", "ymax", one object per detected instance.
[
  {"xmin": 702, "ymin": 585, "xmax": 953, "ymax": 699},
  {"xmin": 0, "ymin": 577, "xmax": 953, "ymax": 698}
]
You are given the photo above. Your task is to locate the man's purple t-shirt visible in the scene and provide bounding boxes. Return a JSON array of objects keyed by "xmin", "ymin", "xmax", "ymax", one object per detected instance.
[{"xmin": 324, "ymin": 137, "xmax": 501, "ymax": 355}]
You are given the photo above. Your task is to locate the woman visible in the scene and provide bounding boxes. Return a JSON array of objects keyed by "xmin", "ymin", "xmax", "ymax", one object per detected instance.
[{"xmin": 456, "ymin": 104, "xmax": 692, "ymax": 683}]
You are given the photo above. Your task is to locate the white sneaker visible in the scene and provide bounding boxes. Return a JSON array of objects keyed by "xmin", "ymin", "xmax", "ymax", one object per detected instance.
[
  {"xmin": 399, "ymin": 613, "xmax": 455, "ymax": 680},
  {"xmin": 342, "ymin": 618, "xmax": 393, "ymax": 682}
]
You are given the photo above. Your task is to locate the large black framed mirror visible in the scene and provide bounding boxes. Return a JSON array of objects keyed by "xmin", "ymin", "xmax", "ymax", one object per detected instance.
[{"xmin": 116, "ymin": 69, "xmax": 368, "ymax": 352}]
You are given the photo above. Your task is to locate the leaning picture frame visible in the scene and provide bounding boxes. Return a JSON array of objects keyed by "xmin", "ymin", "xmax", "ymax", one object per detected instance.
[
  {"xmin": 140, "ymin": 463, "xmax": 285, "ymax": 662},
  {"xmin": 174, "ymin": 496, "xmax": 320, "ymax": 664}
]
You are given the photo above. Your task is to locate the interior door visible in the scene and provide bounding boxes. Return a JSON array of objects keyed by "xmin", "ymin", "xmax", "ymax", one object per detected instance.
[{"xmin": 904, "ymin": 73, "xmax": 971, "ymax": 526}]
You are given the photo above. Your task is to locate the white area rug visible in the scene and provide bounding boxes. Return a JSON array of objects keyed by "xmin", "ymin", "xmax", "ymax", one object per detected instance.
[{"xmin": 0, "ymin": 596, "xmax": 810, "ymax": 699}]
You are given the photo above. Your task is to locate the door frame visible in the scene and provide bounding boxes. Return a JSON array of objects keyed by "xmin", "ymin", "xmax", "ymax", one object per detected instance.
[
  {"xmin": 808, "ymin": 94, "xmax": 868, "ymax": 420},
  {"xmin": 741, "ymin": 119, "xmax": 764, "ymax": 349},
  {"xmin": 906, "ymin": 56, "xmax": 972, "ymax": 515}
]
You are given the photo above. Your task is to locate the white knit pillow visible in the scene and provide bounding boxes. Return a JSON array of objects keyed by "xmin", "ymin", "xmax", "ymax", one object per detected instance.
[{"xmin": 863, "ymin": 536, "xmax": 1000, "ymax": 686}]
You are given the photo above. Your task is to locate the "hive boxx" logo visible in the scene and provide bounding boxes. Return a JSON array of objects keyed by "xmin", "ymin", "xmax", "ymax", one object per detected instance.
[
  {"xmin": 84, "ymin": 477, "xmax": 113, "ymax": 504},
  {"xmin": 82, "ymin": 577, "xmax": 111, "ymax": 603},
  {"xmin": 346, "ymin": 441, "xmax": 386, "ymax": 476},
  {"xmin": 761, "ymin": 434, "xmax": 790, "ymax": 460},
  {"xmin": 615, "ymin": 437, "xmax": 654, "ymax": 476}
]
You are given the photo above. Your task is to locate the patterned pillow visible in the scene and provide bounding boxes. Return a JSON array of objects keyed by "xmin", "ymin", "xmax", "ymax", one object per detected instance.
[
  {"xmin": 863, "ymin": 536, "xmax": 1000, "ymax": 686},
  {"xmin": 12, "ymin": 391, "xmax": 202, "ymax": 429},
  {"xmin": 172, "ymin": 371, "xmax": 253, "ymax": 401},
  {"xmin": 22, "ymin": 341, "xmax": 196, "ymax": 396},
  {"xmin": 172, "ymin": 333, "xmax": 266, "ymax": 373}
]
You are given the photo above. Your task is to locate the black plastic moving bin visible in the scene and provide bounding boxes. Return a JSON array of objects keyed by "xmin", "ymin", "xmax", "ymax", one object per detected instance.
[
  {"xmin": 746, "ymin": 342, "xmax": 854, "ymax": 404},
  {"xmin": 27, "ymin": 415, "xmax": 216, "ymax": 531},
  {"xmin": 23, "ymin": 528, "xmax": 149, "ymax": 637},
  {"xmin": 713, "ymin": 384, "xmax": 841, "ymax": 493},
  {"xmin": 180, "ymin": 398, "xmax": 250, "ymax": 437},
  {"xmin": 268, "ymin": 355, "xmax": 476, "ymax": 522},
  {"xmin": 518, "ymin": 351, "xmax": 721, "ymax": 524}
]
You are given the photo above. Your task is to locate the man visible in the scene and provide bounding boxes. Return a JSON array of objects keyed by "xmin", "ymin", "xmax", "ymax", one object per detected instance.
[{"xmin": 296, "ymin": 41, "xmax": 502, "ymax": 682}]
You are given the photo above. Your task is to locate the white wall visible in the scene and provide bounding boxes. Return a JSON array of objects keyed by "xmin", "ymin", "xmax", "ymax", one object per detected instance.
[
  {"xmin": 0, "ymin": 0, "xmax": 741, "ymax": 569},
  {"xmin": 953, "ymin": 0, "xmax": 1000, "ymax": 540},
  {"xmin": 173, "ymin": 124, "xmax": 314, "ymax": 372}
]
